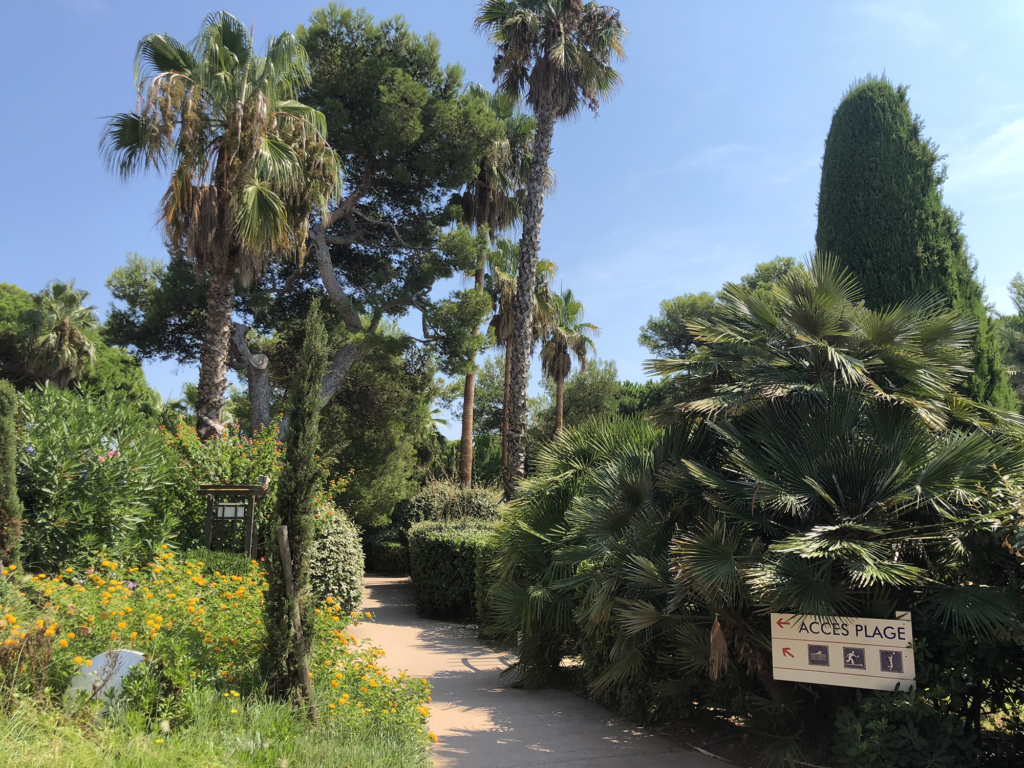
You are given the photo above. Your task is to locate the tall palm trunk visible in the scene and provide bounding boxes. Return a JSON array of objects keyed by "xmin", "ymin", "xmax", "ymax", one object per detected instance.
[
  {"xmin": 504, "ymin": 105, "xmax": 555, "ymax": 498},
  {"xmin": 196, "ymin": 265, "xmax": 235, "ymax": 440},
  {"xmin": 501, "ymin": 346, "xmax": 512, "ymax": 485},
  {"xmin": 555, "ymin": 375, "xmax": 564, "ymax": 434},
  {"xmin": 459, "ymin": 266, "xmax": 487, "ymax": 487}
]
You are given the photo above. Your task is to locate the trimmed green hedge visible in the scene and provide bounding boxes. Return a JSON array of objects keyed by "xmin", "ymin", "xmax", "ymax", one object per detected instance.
[
  {"xmin": 309, "ymin": 508, "xmax": 365, "ymax": 613},
  {"xmin": 407, "ymin": 521, "xmax": 495, "ymax": 621},
  {"xmin": 369, "ymin": 542, "xmax": 409, "ymax": 574},
  {"xmin": 393, "ymin": 482, "xmax": 501, "ymax": 529}
]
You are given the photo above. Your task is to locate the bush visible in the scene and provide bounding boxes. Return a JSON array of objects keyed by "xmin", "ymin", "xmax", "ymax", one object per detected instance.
[
  {"xmin": 393, "ymin": 480, "xmax": 501, "ymax": 530},
  {"xmin": 161, "ymin": 420, "xmax": 284, "ymax": 550},
  {"xmin": 308, "ymin": 507, "xmax": 365, "ymax": 612},
  {"xmin": 0, "ymin": 380, "xmax": 23, "ymax": 566},
  {"xmin": 16, "ymin": 385, "xmax": 178, "ymax": 569},
  {"xmin": 407, "ymin": 520, "xmax": 495, "ymax": 620},
  {"xmin": 363, "ymin": 527, "xmax": 409, "ymax": 574},
  {"xmin": 182, "ymin": 547, "xmax": 253, "ymax": 577},
  {"xmin": 834, "ymin": 690, "xmax": 981, "ymax": 768}
]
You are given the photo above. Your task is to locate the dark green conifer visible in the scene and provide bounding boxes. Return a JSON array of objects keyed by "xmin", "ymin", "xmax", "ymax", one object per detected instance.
[
  {"xmin": 0, "ymin": 380, "xmax": 23, "ymax": 567},
  {"xmin": 816, "ymin": 75, "xmax": 1014, "ymax": 408},
  {"xmin": 263, "ymin": 299, "xmax": 329, "ymax": 696}
]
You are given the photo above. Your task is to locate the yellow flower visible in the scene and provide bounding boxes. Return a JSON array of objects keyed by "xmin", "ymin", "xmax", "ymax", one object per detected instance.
[
  {"xmin": 67, "ymin": 632, "xmax": 75, "ymax": 640},
  {"xmin": 428, "ymin": 733, "xmax": 438, "ymax": 743},
  {"xmin": 73, "ymin": 656, "xmax": 83, "ymax": 664},
  {"xmin": 230, "ymin": 709, "xmax": 238, "ymax": 714},
  {"xmin": 59, "ymin": 639, "xmax": 68, "ymax": 648},
  {"xmin": 117, "ymin": 622, "xmax": 127, "ymax": 630}
]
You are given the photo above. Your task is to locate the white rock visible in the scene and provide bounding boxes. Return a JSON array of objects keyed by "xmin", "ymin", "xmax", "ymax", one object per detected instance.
[{"xmin": 65, "ymin": 649, "xmax": 146, "ymax": 705}]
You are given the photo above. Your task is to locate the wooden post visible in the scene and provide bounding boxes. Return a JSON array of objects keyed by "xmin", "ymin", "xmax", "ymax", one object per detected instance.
[
  {"xmin": 277, "ymin": 525, "xmax": 319, "ymax": 725},
  {"xmin": 243, "ymin": 495, "xmax": 255, "ymax": 560},
  {"xmin": 204, "ymin": 496, "xmax": 214, "ymax": 549}
]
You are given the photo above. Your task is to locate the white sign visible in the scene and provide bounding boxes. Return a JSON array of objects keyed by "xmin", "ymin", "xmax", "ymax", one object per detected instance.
[{"xmin": 770, "ymin": 612, "xmax": 915, "ymax": 691}]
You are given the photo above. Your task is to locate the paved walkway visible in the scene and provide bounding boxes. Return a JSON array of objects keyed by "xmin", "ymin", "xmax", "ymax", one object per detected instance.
[{"xmin": 353, "ymin": 576, "xmax": 722, "ymax": 768}]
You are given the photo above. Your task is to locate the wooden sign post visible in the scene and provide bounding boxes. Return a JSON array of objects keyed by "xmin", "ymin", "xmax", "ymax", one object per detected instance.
[
  {"xmin": 198, "ymin": 479, "xmax": 269, "ymax": 559},
  {"xmin": 771, "ymin": 612, "xmax": 915, "ymax": 691}
]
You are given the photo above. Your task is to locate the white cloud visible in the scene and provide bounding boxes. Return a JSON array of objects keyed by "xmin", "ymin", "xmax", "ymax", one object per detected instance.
[
  {"xmin": 854, "ymin": 1, "xmax": 946, "ymax": 47},
  {"xmin": 946, "ymin": 117, "xmax": 1024, "ymax": 193}
]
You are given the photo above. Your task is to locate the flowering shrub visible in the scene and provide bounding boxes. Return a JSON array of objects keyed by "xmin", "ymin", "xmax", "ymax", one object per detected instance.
[
  {"xmin": 17, "ymin": 385, "xmax": 178, "ymax": 569},
  {"xmin": 0, "ymin": 553, "xmax": 432, "ymax": 745},
  {"xmin": 162, "ymin": 420, "xmax": 354, "ymax": 549}
]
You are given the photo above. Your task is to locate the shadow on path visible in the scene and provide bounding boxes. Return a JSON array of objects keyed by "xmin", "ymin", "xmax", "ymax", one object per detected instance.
[{"xmin": 355, "ymin": 576, "xmax": 722, "ymax": 768}]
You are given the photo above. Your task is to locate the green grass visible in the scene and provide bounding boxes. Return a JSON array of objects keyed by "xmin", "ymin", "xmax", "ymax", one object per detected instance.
[{"xmin": 3, "ymin": 687, "xmax": 432, "ymax": 768}]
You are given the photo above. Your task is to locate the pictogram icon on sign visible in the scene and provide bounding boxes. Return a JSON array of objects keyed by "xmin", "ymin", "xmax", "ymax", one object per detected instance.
[
  {"xmin": 880, "ymin": 650, "xmax": 903, "ymax": 674},
  {"xmin": 843, "ymin": 647, "xmax": 866, "ymax": 670},
  {"xmin": 808, "ymin": 645, "xmax": 829, "ymax": 666}
]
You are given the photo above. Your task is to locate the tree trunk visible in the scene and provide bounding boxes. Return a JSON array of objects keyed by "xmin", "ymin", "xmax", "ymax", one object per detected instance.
[
  {"xmin": 248, "ymin": 355, "xmax": 270, "ymax": 433},
  {"xmin": 555, "ymin": 375, "xmax": 564, "ymax": 434},
  {"xmin": 459, "ymin": 267, "xmax": 487, "ymax": 488},
  {"xmin": 501, "ymin": 347, "xmax": 512, "ymax": 494},
  {"xmin": 503, "ymin": 104, "xmax": 556, "ymax": 499},
  {"xmin": 196, "ymin": 266, "xmax": 235, "ymax": 440}
]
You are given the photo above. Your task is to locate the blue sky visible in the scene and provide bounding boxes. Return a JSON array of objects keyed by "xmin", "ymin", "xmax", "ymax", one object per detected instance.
[{"xmin": 1, "ymin": 1, "xmax": 1021, "ymax": 438}]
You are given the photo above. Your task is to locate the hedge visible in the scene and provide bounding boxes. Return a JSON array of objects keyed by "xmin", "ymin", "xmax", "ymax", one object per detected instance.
[
  {"xmin": 308, "ymin": 508, "xmax": 365, "ymax": 613},
  {"xmin": 393, "ymin": 481, "xmax": 501, "ymax": 530},
  {"xmin": 407, "ymin": 521, "xmax": 495, "ymax": 621}
]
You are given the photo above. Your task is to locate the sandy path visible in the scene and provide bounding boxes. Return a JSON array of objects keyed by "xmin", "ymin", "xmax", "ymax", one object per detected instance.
[{"xmin": 352, "ymin": 576, "xmax": 722, "ymax": 768}]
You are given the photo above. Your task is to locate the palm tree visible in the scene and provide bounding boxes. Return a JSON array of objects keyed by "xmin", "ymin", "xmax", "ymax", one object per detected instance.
[
  {"xmin": 101, "ymin": 11, "xmax": 341, "ymax": 439},
  {"xmin": 19, "ymin": 281, "xmax": 98, "ymax": 388},
  {"xmin": 476, "ymin": 0, "xmax": 626, "ymax": 497},
  {"xmin": 456, "ymin": 85, "xmax": 539, "ymax": 487},
  {"xmin": 488, "ymin": 240, "xmax": 556, "ymax": 486},
  {"xmin": 539, "ymin": 289, "xmax": 598, "ymax": 433}
]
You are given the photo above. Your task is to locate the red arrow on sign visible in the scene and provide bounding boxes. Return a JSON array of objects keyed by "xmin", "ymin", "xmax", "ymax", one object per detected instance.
[
  {"xmin": 782, "ymin": 647, "xmax": 794, "ymax": 659},
  {"xmin": 776, "ymin": 617, "xmax": 790, "ymax": 629}
]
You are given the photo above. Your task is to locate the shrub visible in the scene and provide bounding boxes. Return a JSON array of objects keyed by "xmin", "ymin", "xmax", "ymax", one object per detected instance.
[
  {"xmin": 370, "ymin": 543, "xmax": 409, "ymax": 574},
  {"xmin": 161, "ymin": 420, "xmax": 284, "ymax": 550},
  {"xmin": 393, "ymin": 481, "xmax": 501, "ymax": 531},
  {"xmin": 834, "ymin": 690, "xmax": 981, "ymax": 768},
  {"xmin": 407, "ymin": 521, "xmax": 495, "ymax": 620},
  {"xmin": 364, "ymin": 527, "xmax": 410, "ymax": 574},
  {"xmin": 308, "ymin": 507, "xmax": 365, "ymax": 612},
  {"xmin": 16, "ymin": 385, "xmax": 177, "ymax": 569},
  {"xmin": 181, "ymin": 547, "xmax": 252, "ymax": 577},
  {"xmin": 0, "ymin": 552, "xmax": 433, "ymax": 764},
  {"xmin": 0, "ymin": 380, "xmax": 23, "ymax": 566},
  {"xmin": 264, "ymin": 298, "xmax": 330, "ymax": 695},
  {"xmin": 364, "ymin": 526, "xmax": 409, "ymax": 574}
]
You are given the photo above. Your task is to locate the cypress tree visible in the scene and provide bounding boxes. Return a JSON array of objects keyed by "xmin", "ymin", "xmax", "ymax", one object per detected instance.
[
  {"xmin": 263, "ymin": 299, "xmax": 330, "ymax": 697},
  {"xmin": 816, "ymin": 75, "xmax": 1015, "ymax": 408},
  {"xmin": 0, "ymin": 380, "xmax": 23, "ymax": 567}
]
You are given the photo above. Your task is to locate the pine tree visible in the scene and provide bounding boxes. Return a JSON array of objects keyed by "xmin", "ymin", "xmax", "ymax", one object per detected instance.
[
  {"xmin": 816, "ymin": 75, "xmax": 1015, "ymax": 408},
  {"xmin": 263, "ymin": 299, "xmax": 330, "ymax": 697},
  {"xmin": 0, "ymin": 380, "xmax": 23, "ymax": 567}
]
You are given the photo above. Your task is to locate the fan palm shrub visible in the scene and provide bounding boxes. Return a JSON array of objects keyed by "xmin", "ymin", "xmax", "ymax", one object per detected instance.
[
  {"xmin": 102, "ymin": 11, "xmax": 341, "ymax": 439},
  {"xmin": 486, "ymin": 415, "xmax": 660, "ymax": 687},
  {"xmin": 490, "ymin": 253, "xmax": 1024, "ymax": 759}
]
